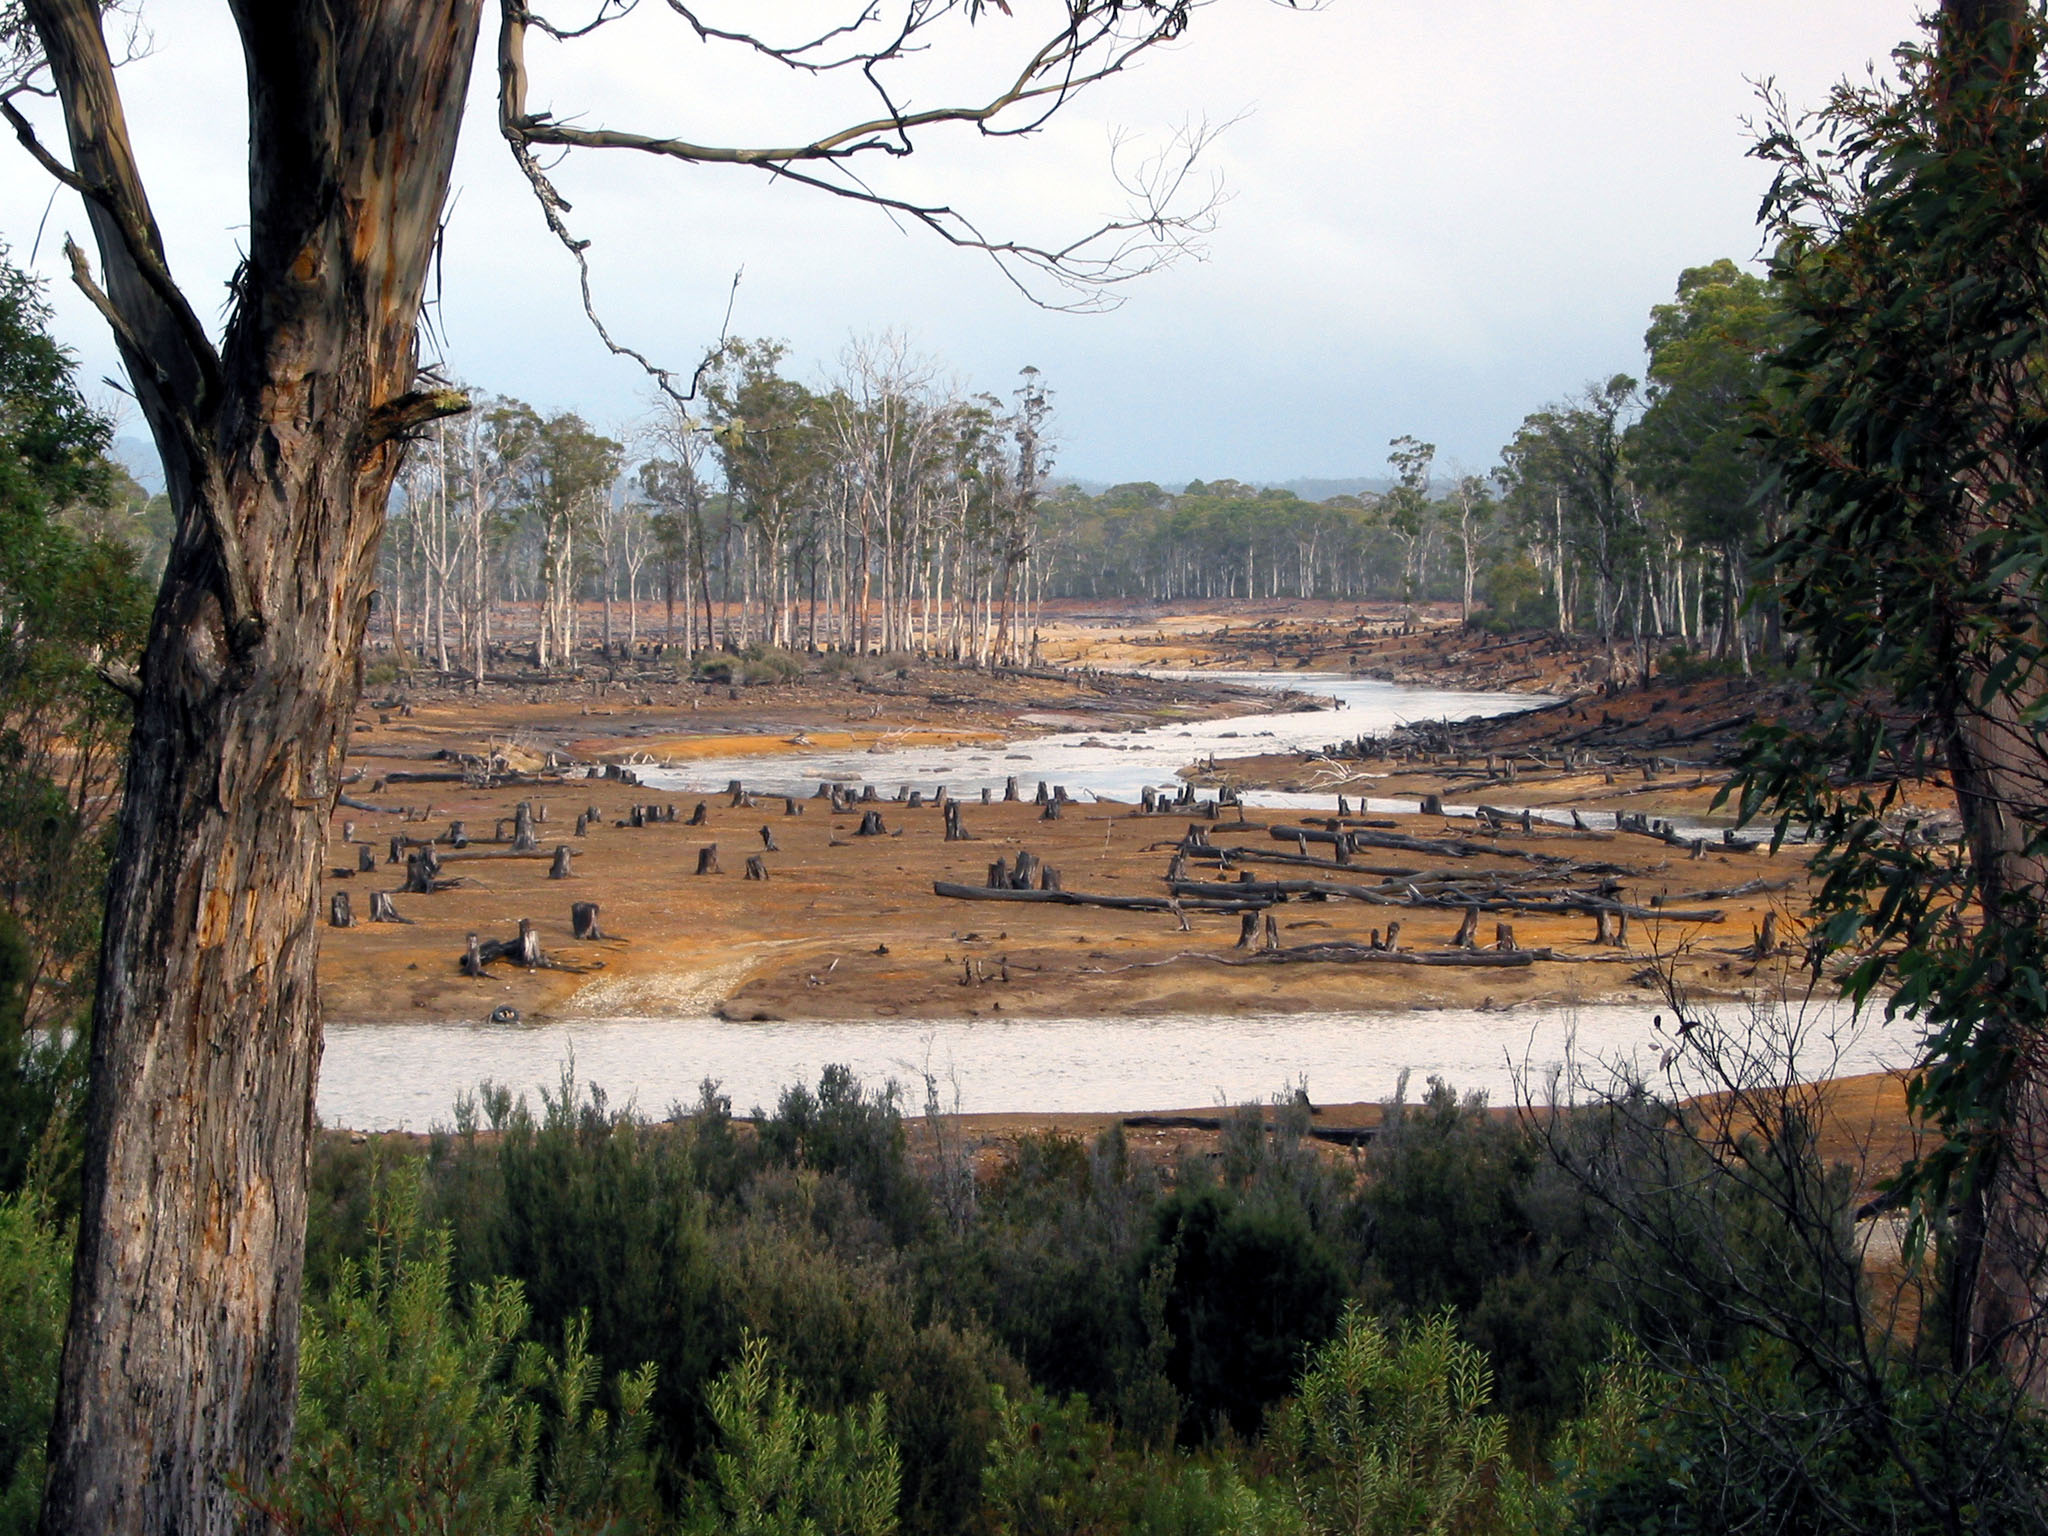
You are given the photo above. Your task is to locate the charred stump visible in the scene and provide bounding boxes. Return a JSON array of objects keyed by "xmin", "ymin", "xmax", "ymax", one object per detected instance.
[
  {"xmin": 857, "ymin": 810, "xmax": 886, "ymax": 837},
  {"xmin": 572, "ymin": 901, "xmax": 604, "ymax": 941},
  {"xmin": 357, "ymin": 844, "xmax": 375, "ymax": 874},
  {"xmin": 688, "ymin": 801, "xmax": 709, "ymax": 826},
  {"xmin": 1040, "ymin": 799, "xmax": 1061, "ymax": 822},
  {"xmin": 1004, "ymin": 775, "xmax": 1020, "ymax": 802},
  {"xmin": 1495, "ymin": 922, "xmax": 1518, "ymax": 953},
  {"xmin": 548, "ymin": 845, "xmax": 575, "ymax": 879},
  {"xmin": 1039, "ymin": 865, "xmax": 1062, "ymax": 892},
  {"xmin": 696, "ymin": 844, "xmax": 721, "ymax": 875},
  {"xmin": 744, "ymin": 854, "xmax": 769, "ymax": 881}
]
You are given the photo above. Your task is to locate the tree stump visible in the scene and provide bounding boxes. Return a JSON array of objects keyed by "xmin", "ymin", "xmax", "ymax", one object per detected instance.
[
  {"xmin": 1040, "ymin": 799, "xmax": 1061, "ymax": 822},
  {"xmin": 1595, "ymin": 908, "xmax": 1620, "ymax": 945},
  {"xmin": 696, "ymin": 844, "xmax": 721, "ymax": 875},
  {"xmin": 368, "ymin": 891, "xmax": 407, "ymax": 924},
  {"xmin": 744, "ymin": 854, "xmax": 769, "ymax": 881},
  {"xmin": 1384, "ymin": 920, "xmax": 1400, "ymax": 952},
  {"xmin": 628, "ymin": 805, "xmax": 646, "ymax": 828},
  {"xmin": 759, "ymin": 826, "xmax": 779, "ymax": 851},
  {"xmin": 388, "ymin": 834, "xmax": 404, "ymax": 864},
  {"xmin": 357, "ymin": 844, "xmax": 375, "ymax": 873},
  {"xmin": 860, "ymin": 784, "xmax": 878, "ymax": 802},
  {"xmin": 572, "ymin": 902, "xmax": 603, "ymax": 940},
  {"xmin": 328, "ymin": 892, "xmax": 352, "ymax": 928},
  {"xmin": 688, "ymin": 802, "xmax": 709, "ymax": 826},
  {"xmin": 575, "ymin": 813, "xmax": 589, "ymax": 837},
  {"xmin": 1334, "ymin": 837, "xmax": 1351, "ymax": 866},
  {"xmin": 907, "ymin": 790, "xmax": 924, "ymax": 808},
  {"xmin": 462, "ymin": 932, "xmax": 487, "ymax": 977},
  {"xmin": 785, "ymin": 797, "xmax": 800, "ymax": 816},
  {"xmin": 1753, "ymin": 909, "xmax": 1778, "ymax": 959},
  {"xmin": 988, "ymin": 857, "xmax": 1010, "ymax": 888},
  {"xmin": 1263, "ymin": 911, "xmax": 1280, "ymax": 951},
  {"xmin": 1034, "ymin": 780, "xmax": 1049, "ymax": 804},
  {"xmin": 1337, "ymin": 796, "xmax": 1350, "ymax": 817},
  {"xmin": 587, "ymin": 804, "xmax": 603, "ymax": 825},
  {"xmin": 934, "ymin": 786, "xmax": 949, "ymax": 808},
  {"xmin": 1039, "ymin": 865, "xmax": 1061, "ymax": 892},
  {"xmin": 1237, "ymin": 909, "xmax": 1259, "ymax": 949},
  {"xmin": 549, "ymin": 845, "xmax": 575, "ymax": 879},
  {"xmin": 1142, "ymin": 786, "xmax": 1158, "ymax": 813},
  {"xmin": 1495, "ymin": 922, "xmax": 1518, "ymax": 953},
  {"xmin": 944, "ymin": 803, "xmax": 970, "ymax": 841},
  {"xmin": 1053, "ymin": 784, "xmax": 1069, "ymax": 803},
  {"xmin": 814, "ymin": 782, "xmax": 832, "ymax": 799},
  {"xmin": 727, "ymin": 779, "xmax": 746, "ymax": 806},
  {"xmin": 857, "ymin": 810, "xmax": 885, "ymax": 837},
  {"xmin": 342, "ymin": 819, "xmax": 355, "ymax": 843},
  {"xmin": 515, "ymin": 918, "xmax": 542, "ymax": 967},
  {"xmin": 402, "ymin": 850, "xmax": 438, "ymax": 894},
  {"xmin": 980, "ymin": 787, "xmax": 991, "ymax": 804},
  {"xmin": 535, "ymin": 803, "xmax": 547, "ymax": 822},
  {"xmin": 512, "ymin": 801, "xmax": 538, "ymax": 852},
  {"xmin": 1004, "ymin": 776, "xmax": 1020, "ymax": 802},
  {"xmin": 663, "ymin": 803, "xmax": 678, "ymax": 823},
  {"xmin": 1011, "ymin": 850, "xmax": 1039, "ymax": 890},
  {"xmin": 445, "ymin": 820, "xmax": 468, "ymax": 848},
  {"xmin": 1520, "ymin": 809, "xmax": 1534, "ymax": 834},
  {"xmin": 1421, "ymin": 792, "xmax": 1445, "ymax": 817}
]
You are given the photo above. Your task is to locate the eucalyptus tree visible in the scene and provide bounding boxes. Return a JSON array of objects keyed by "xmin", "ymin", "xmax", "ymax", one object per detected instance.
[
  {"xmin": 1631, "ymin": 259, "xmax": 1789, "ymax": 659},
  {"xmin": 1381, "ymin": 435, "xmax": 1435, "ymax": 627},
  {"xmin": 706, "ymin": 341, "xmax": 825, "ymax": 650},
  {"xmin": 491, "ymin": 405, "xmax": 622, "ymax": 669},
  {"xmin": 0, "ymin": 3, "xmax": 1244, "ymax": 1524}
]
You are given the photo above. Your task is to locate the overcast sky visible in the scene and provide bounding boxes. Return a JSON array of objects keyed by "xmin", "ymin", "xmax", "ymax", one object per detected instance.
[{"xmin": 0, "ymin": 2, "xmax": 1924, "ymax": 487}]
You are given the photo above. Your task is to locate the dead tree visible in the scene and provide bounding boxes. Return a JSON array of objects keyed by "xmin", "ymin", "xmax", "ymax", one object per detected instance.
[
  {"xmin": 696, "ymin": 845, "xmax": 721, "ymax": 875},
  {"xmin": 328, "ymin": 893, "xmax": 352, "ymax": 928},
  {"xmin": 857, "ymin": 810, "xmax": 886, "ymax": 837},
  {"xmin": 1455, "ymin": 905, "xmax": 1480, "ymax": 949},
  {"xmin": 572, "ymin": 901, "xmax": 603, "ymax": 940},
  {"xmin": 368, "ymin": 892, "xmax": 408, "ymax": 924},
  {"xmin": 745, "ymin": 854, "xmax": 769, "ymax": 880},
  {"xmin": 549, "ymin": 845, "xmax": 575, "ymax": 879}
]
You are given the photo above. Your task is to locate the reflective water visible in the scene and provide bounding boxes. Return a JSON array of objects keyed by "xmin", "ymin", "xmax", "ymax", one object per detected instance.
[{"xmin": 319, "ymin": 1000, "xmax": 1902, "ymax": 1132}]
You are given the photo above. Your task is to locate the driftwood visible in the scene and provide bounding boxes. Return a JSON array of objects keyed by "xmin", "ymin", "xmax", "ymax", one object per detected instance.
[
  {"xmin": 337, "ymin": 793, "xmax": 403, "ymax": 814},
  {"xmin": 1166, "ymin": 876, "xmax": 1724, "ymax": 923},
  {"xmin": 934, "ymin": 881, "xmax": 1265, "ymax": 913}
]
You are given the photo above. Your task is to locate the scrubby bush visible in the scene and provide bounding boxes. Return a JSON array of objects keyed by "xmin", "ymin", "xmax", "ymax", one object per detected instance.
[
  {"xmin": 0, "ymin": 1188, "xmax": 68, "ymax": 1536},
  {"xmin": 1471, "ymin": 561, "xmax": 1556, "ymax": 635}
]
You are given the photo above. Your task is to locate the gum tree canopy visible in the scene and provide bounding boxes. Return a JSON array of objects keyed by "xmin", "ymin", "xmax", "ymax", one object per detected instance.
[{"xmin": 0, "ymin": 4, "xmax": 1232, "ymax": 1532}]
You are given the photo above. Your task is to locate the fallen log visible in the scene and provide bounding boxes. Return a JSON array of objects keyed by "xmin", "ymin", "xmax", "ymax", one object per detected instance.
[
  {"xmin": 933, "ymin": 881, "xmax": 1265, "ymax": 914},
  {"xmin": 1201, "ymin": 944, "xmax": 1544, "ymax": 967},
  {"xmin": 1165, "ymin": 877, "xmax": 1725, "ymax": 922}
]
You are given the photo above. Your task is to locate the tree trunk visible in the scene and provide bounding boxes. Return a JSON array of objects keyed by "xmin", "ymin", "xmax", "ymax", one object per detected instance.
[{"xmin": 33, "ymin": 5, "xmax": 483, "ymax": 1533}]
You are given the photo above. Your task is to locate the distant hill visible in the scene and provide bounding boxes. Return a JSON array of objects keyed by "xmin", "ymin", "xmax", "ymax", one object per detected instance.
[
  {"xmin": 1054, "ymin": 474, "xmax": 1392, "ymax": 502},
  {"xmin": 113, "ymin": 436, "xmax": 164, "ymax": 495}
]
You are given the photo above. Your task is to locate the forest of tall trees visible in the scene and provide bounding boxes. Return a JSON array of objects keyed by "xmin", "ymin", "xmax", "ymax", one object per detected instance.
[{"xmin": 375, "ymin": 259, "xmax": 1784, "ymax": 680}]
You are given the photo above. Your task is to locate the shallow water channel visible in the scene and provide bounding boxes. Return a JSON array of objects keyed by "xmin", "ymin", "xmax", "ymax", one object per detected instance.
[{"xmin": 320, "ymin": 671, "xmax": 1833, "ymax": 1131}]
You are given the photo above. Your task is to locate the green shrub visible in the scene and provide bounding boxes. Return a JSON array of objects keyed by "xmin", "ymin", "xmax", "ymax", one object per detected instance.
[
  {"xmin": 1144, "ymin": 1184, "xmax": 1347, "ymax": 1441},
  {"xmin": 0, "ymin": 1188, "xmax": 68, "ymax": 1536},
  {"xmin": 1266, "ymin": 1305, "xmax": 1539, "ymax": 1536},
  {"xmin": 689, "ymin": 1334, "xmax": 900, "ymax": 1536},
  {"xmin": 281, "ymin": 1167, "xmax": 661, "ymax": 1536},
  {"xmin": 1471, "ymin": 561, "xmax": 1555, "ymax": 635}
]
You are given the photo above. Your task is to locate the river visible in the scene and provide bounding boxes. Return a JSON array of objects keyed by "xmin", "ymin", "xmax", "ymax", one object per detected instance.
[{"xmin": 319, "ymin": 670, "xmax": 1871, "ymax": 1131}]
